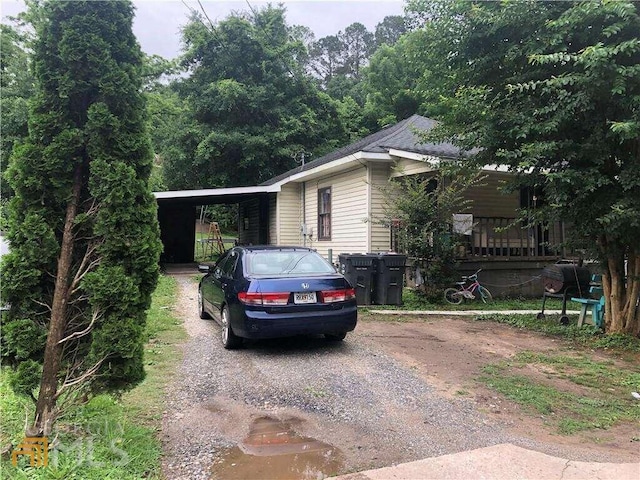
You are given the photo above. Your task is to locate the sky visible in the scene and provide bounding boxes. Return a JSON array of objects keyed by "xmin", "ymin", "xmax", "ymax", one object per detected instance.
[{"xmin": 1, "ymin": 0, "xmax": 405, "ymax": 59}]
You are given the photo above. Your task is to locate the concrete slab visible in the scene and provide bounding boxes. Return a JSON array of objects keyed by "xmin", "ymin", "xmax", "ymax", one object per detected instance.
[{"xmin": 330, "ymin": 444, "xmax": 640, "ymax": 480}]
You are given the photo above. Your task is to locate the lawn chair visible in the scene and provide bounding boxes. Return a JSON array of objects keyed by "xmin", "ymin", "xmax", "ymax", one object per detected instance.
[{"xmin": 571, "ymin": 274, "xmax": 605, "ymax": 328}]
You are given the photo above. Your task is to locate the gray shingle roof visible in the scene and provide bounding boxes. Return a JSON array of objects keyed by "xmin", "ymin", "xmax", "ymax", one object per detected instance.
[{"xmin": 261, "ymin": 114, "xmax": 466, "ymax": 186}]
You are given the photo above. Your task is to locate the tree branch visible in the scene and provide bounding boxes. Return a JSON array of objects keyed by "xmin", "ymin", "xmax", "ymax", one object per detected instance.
[
  {"xmin": 56, "ymin": 355, "xmax": 108, "ymax": 398},
  {"xmin": 57, "ymin": 309, "xmax": 102, "ymax": 345},
  {"xmin": 33, "ymin": 299, "xmax": 52, "ymax": 312},
  {"xmin": 70, "ymin": 241, "xmax": 102, "ymax": 294}
]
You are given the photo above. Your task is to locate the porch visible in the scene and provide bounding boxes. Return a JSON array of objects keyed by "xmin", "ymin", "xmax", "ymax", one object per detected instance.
[{"xmin": 459, "ymin": 217, "xmax": 566, "ymax": 260}]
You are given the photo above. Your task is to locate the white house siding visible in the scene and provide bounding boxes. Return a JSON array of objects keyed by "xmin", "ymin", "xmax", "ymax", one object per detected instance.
[
  {"xmin": 277, "ymin": 183, "xmax": 302, "ymax": 246},
  {"xmin": 305, "ymin": 166, "xmax": 369, "ymax": 259},
  {"xmin": 465, "ymin": 171, "xmax": 519, "ymax": 217},
  {"xmin": 391, "ymin": 158, "xmax": 434, "ymax": 177},
  {"xmin": 369, "ymin": 162, "xmax": 391, "ymax": 252},
  {"xmin": 389, "ymin": 161, "xmax": 519, "ymax": 218}
]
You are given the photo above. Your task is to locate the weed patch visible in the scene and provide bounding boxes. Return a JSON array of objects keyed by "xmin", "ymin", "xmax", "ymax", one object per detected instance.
[
  {"xmin": 480, "ymin": 351, "xmax": 640, "ymax": 434},
  {"xmin": 375, "ymin": 288, "xmax": 565, "ymax": 311}
]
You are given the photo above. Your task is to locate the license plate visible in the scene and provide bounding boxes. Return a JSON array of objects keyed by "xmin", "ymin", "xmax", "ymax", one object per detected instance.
[{"xmin": 294, "ymin": 292, "xmax": 317, "ymax": 304}]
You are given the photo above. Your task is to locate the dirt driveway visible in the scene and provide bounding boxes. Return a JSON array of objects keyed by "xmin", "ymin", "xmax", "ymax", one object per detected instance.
[{"xmin": 161, "ymin": 276, "xmax": 638, "ymax": 480}]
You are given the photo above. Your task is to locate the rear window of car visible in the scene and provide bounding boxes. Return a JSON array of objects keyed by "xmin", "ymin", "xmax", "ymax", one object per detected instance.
[{"xmin": 246, "ymin": 250, "xmax": 335, "ymax": 276}]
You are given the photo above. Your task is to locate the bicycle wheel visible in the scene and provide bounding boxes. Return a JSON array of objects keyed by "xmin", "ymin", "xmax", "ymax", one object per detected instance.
[
  {"xmin": 444, "ymin": 288, "xmax": 463, "ymax": 305},
  {"xmin": 478, "ymin": 286, "xmax": 493, "ymax": 303}
]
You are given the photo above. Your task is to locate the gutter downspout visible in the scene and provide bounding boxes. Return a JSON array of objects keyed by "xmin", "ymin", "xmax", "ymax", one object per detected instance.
[
  {"xmin": 302, "ymin": 181, "xmax": 306, "ymax": 247},
  {"xmin": 301, "ymin": 153, "xmax": 306, "ymax": 247}
]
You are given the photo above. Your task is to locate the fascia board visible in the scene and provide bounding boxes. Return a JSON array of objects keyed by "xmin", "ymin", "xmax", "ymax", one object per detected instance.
[
  {"xmin": 153, "ymin": 184, "xmax": 281, "ymax": 200},
  {"xmin": 388, "ymin": 150, "xmax": 518, "ymax": 174},
  {"xmin": 387, "ymin": 149, "xmax": 439, "ymax": 163},
  {"xmin": 270, "ymin": 152, "xmax": 393, "ymax": 188}
]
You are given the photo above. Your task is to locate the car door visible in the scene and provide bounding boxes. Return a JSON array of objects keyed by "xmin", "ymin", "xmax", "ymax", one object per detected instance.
[
  {"xmin": 202, "ymin": 251, "xmax": 230, "ymax": 316},
  {"xmin": 210, "ymin": 250, "xmax": 238, "ymax": 312}
]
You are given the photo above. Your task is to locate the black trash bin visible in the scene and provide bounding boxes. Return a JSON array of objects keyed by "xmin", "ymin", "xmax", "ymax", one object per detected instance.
[
  {"xmin": 374, "ymin": 254, "xmax": 407, "ymax": 305},
  {"xmin": 338, "ymin": 253, "xmax": 377, "ymax": 305}
]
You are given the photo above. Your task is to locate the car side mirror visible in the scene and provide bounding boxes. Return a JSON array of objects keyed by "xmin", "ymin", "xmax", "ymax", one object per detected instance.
[{"xmin": 198, "ymin": 264, "xmax": 210, "ymax": 274}]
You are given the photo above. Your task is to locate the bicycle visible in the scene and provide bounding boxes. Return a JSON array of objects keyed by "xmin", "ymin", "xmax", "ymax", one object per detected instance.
[{"xmin": 443, "ymin": 269, "xmax": 493, "ymax": 304}]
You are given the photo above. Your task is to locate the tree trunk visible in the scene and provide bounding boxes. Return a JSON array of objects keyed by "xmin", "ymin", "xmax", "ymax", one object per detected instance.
[
  {"xmin": 603, "ymin": 247, "xmax": 639, "ymax": 336},
  {"xmin": 30, "ymin": 164, "xmax": 83, "ymax": 437},
  {"xmin": 622, "ymin": 251, "xmax": 640, "ymax": 336}
]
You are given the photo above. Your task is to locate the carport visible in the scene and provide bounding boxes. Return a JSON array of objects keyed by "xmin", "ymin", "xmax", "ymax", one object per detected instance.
[{"xmin": 154, "ymin": 185, "xmax": 280, "ymax": 263}]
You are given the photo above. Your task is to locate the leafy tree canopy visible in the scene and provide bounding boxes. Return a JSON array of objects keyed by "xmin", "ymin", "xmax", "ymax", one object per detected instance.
[
  {"xmin": 161, "ymin": 5, "xmax": 345, "ymax": 189},
  {"xmin": 0, "ymin": 23, "xmax": 35, "ymax": 196},
  {"xmin": 405, "ymin": 0, "xmax": 640, "ymax": 333}
]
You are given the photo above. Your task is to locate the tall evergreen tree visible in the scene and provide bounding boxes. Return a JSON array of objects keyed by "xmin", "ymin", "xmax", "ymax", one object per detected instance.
[{"xmin": 1, "ymin": 0, "xmax": 162, "ymax": 435}]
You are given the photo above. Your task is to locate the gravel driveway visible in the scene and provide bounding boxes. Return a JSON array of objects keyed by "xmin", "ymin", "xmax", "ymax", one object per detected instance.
[{"xmin": 160, "ymin": 275, "xmax": 625, "ymax": 480}]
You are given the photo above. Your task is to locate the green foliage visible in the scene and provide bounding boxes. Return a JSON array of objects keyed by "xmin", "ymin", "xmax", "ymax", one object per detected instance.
[
  {"xmin": 1, "ymin": 0, "xmax": 161, "ymax": 407},
  {"xmin": 394, "ymin": 289, "xmax": 564, "ymax": 311},
  {"xmin": 477, "ymin": 313, "xmax": 640, "ymax": 352},
  {"xmin": 0, "ymin": 275, "xmax": 183, "ymax": 479},
  {"xmin": 160, "ymin": 5, "xmax": 346, "ymax": 190},
  {"xmin": 0, "ymin": 23, "xmax": 35, "ymax": 197},
  {"xmin": 362, "ymin": 30, "xmax": 432, "ymax": 127},
  {"xmin": 1, "ymin": 319, "xmax": 46, "ymax": 363},
  {"xmin": 374, "ymin": 15, "xmax": 408, "ymax": 47},
  {"xmin": 401, "ymin": 0, "xmax": 640, "ymax": 332},
  {"xmin": 480, "ymin": 352, "xmax": 640, "ymax": 434},
  {"xmin": 377, "ymin": 166, "xmax": 483, "ymax": 292},
  {"xmin": 9, "ymin": 359, "xmax": 41, "ymax": 399}
]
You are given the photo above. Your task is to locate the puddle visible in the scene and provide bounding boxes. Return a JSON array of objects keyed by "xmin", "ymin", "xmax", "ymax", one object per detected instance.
[{"xmin": 210, "ymin": 416, "xmax": 344, "ymax": 480}]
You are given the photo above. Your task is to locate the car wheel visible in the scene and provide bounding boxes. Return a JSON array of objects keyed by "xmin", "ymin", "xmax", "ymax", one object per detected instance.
[
  {"xmin": 221, "ymin": 305, "xmax": 242, "ymax": 349},
  {"xmin": 325, "ymin": 332, "xmax": 347, "ymax": 341},
  {"xmin": 443, "ymin": 288, "xmax": 463, "ymax": 305},
  {"xmin": 198, "ymin": 287, "xmax": 211, "ymax": 319}
]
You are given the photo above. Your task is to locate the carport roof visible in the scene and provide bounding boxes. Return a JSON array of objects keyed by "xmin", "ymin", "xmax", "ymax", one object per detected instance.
[{"xmin": 154, "ymin": 185, "xmax": 279, "ymax": 206}]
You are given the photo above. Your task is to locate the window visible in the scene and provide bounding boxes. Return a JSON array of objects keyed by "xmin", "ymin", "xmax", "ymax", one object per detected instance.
[
  {"xmin": 247, "ymin": 250, "xmax": 335, "ymax": 275},
  {"xmin": 318, "ymin": 187, "xmax": 331, "ymax": 240},
  {"xmin": 214, "ymin": 250, "xmax": 237, "ymax": 278}
]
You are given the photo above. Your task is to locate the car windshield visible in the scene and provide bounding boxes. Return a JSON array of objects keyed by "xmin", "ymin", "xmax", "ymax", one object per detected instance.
[{"xmin": 246, "ymin": 250, "xmax": 335, "ymax": 276}]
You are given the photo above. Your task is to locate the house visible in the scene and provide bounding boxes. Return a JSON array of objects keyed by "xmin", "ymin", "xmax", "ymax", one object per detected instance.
[
  {"xmin": 232, "ymin": 114, "xmax": 567, "ymax": 296},
  {"xmin": 155, "ymin": 115, "xmax": 565, "ymax": 295}
]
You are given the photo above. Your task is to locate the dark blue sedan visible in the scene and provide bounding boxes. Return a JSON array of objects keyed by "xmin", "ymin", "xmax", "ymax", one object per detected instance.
[{"xmin": 198, "ymin": 246, "xmax": 358, "ymax": 349}]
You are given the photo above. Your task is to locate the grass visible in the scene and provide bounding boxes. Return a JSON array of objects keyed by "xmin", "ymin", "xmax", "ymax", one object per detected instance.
[
  {"xmin": 479, "ymin": 351, "xmax": 640, "ymax": 434},
  {"xmin": 194, "ymin": 231, "xmax": 236, "ymax": 263},
  {"xmin": 367, "ymin": 288, "xmax": 566, "ymax": 311},
  {"xmin": 0, "ymin": 275, "xmax": 185, "ymax": 479},
  {"xmin": 475, "ymin": 313, "xmax": 640, "ymax": 353}
]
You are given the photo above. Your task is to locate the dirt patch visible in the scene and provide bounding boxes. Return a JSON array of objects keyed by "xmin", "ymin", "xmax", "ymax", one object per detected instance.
[{"xmin": 358, "ymin": 314, "xmax": 640, "ymax": 460}]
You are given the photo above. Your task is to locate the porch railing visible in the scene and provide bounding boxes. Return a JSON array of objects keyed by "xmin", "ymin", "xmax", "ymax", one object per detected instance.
[{"xmin": 462, "ymin": 217, "xmax": 565, "ymax": 260}]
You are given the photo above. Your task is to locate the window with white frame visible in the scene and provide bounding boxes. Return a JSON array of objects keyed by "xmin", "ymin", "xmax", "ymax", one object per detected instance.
[{"xmin": 318, "ymin": 187, "xmax": 331, "ymax": 240}]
